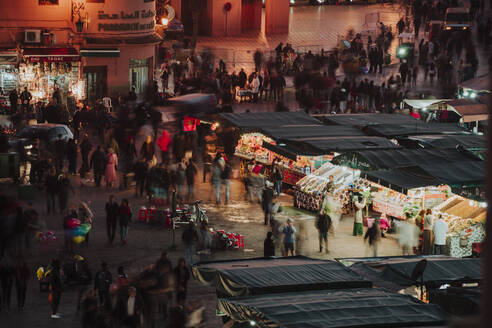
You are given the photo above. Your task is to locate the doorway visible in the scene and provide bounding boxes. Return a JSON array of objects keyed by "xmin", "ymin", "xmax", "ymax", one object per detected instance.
[
  {"xmin": 129, "ymin": 58, "xmax": 150, "ymax": 96},
  {"xmin": 83, "ymin": 66, "xmax": 107, "ymax": 102},
  {"xmin": 241, "ymin": 0, "xmax": 262, "ymax": 32}
]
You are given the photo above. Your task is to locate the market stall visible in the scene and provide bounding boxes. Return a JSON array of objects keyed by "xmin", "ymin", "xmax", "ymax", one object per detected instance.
[
  {"xmin": 432, "ymin": 195, "xmax": 486, "ymax": 258},
  {"xmin": 20, "ymin": 48, "xmax": 82, "ymax": 103},
  {"xmin": 294, "ymin": 162, "xmax": 364, "ymax": 213}
]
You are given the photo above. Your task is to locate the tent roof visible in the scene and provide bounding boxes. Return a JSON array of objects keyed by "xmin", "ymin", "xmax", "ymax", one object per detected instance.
[
  {"xmin": 192, "ymin": 256, "xmax": 372, "ymax": 297},
  {"xmin": 363, "ymin": 160, "xmax": 485, "ymax": 191},
  {"xmin": 332, "ymin": 148, "xmax": 481, "ymax": 170},
  {"xmin": 405, "ymin": 134, "xmax": 487, "ymax": 150},
  {"xmin": 286, "ymin": 136, "xmax": 399, "ymax": 154},
  {"xmin": 340, "ymin": 256, "xmax": 482, "ymax": 290},
  {"xmin": 363, "ymin": 169, "xmax": 440, "ymax": 192},
  {"xmin": 260, "ymin": 125, "xmax": 365, "ymax": 140},
  {"xmin": 403, "ymin": 99, "xmax": 449, "ymax": 109},
  {"xmin": 218, "ymin": 288, "xmax": 447, "ymax": 328},
  {"xmin": 460, "ymin": 75, "xmax": 490, "ymax": 92},
  {"xmin": 444, "ymin": 99, "xmax": 489, "ymax": 122},
  {"xmin": 219, "ymin": 112, "xmax": 321, "ymax": 129},
  {"xmin": 316, "ymin": 114, "xmax": 419, "ymax": 127},
  {"xmin": 365, "ymin": 123, "xmax": 468, "ymax": 137}
]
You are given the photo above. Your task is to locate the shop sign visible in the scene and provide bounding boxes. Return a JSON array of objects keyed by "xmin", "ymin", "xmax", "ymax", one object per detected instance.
[
  {"xmin": 28, "ymin": 56, "xmax": 80, "ymax": 63},
  {"xmin": 283, "ymin": 169, "xmax": 304, "ymax": 186},
  {"xmin": 97, "ymin": 9, "xmax": 156, "ymax": 32}
]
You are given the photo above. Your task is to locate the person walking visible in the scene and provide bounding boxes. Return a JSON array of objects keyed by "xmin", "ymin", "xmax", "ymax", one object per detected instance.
[
  {"xmin": 15, "ymin": 255, "xmax": 29, "ymax": 312},
  {"xmin": 211, "ymin": 153, "xmax": 223, "ymax": 205},
  {"xmin": 119, "ymin": 199, "xmax": 132, "ymax": 245},
  {"xmin": 316, "ymin": 212, "xmax": 331, "ymax": 253},
  {"xmin": 78, "ymin": 202, "xmax": 94, "ymax": 248},
  {"xmin": 181, "ymin": 222, "xmax": 199, "ymax": 266},
  {"xmin": 114, "ymin": 286, "xmax": 143, "ymax": 328},
  {"xmin": 57, "ymin": 173, "xmax": 73, "ymax": 213},
  {"xmin": 261, "ymin": 181, "xmax": 275, "ymax": 225},
  {"xmin": 105, "ymin": 148, "xmax": 118, "ymax": 188},
  {"xmin": 364, "ymin": 219, "xmax": 381, "ymax": 257},
  {"xmin": 433, "ymin": 214, "xmax": 448, "ymax": 255},
  {"xmin": 185, "ymin": 159, "xmax": 197, "ymax": 201},
  {"xmin": 66, "ymin": 139, "xmax": 78, "ymax": 175},
  {"xmin": 423, "ymin": 209, "xmax": 434, "ymax": 255},
  {"xmin": 264, "ymin": 231, "xmax": 275, "ymax": 257},
  {"xmin": 133, "ymin": 159, "xmax": 148, "ymax": 197},
  {"xmin": 140, "ymin": 136, "xmax": 155, "ymax": 163},
  {"xmin": 90, "ymin": 145, "xmax": 105, "ymax": 187},
  {"xmin": 48, "ymin": 259, "xmax": 63, "ymax": 319},
  {"xmin": 272, "ymin": 160, "xmax": 284, "ymax": 195},
  {"xmin": 54, "ymin": 134, "xmax": 66, "ymax": 173},
  {"xmin": 221, "ymin": 158, "xmax": 232, "ymax": 204},
  {"xmin": 281, "ymin": 218, "xmax": 297, "ymax": 256},
  {"xmin": 175, "ymin": 162, "xmax": 186, "ymax": 201},
  {"xmin": 174, "ymin": 258, "xmax": 190, "ymax": 303},
  {"xmin": 399, "ymin": 214, "xmax": 419, "ymax": 255},
  {"xmin": 79, "ymin": 134, "xmax": 92, "ymax": 177},
  {"xmin": 94, "ymin": 262, "xmax": 112, "ymax": 308},
  {"xmin": 0, "ymin": 255, "xmax": 14, "ymax": 311},
  {"xmin": 353, "ymin": 196, "xmax": 365, "ymax": 236},
  {"xmin": 105, "ymin": 195, "xmax": 119, "ymax": 244}
]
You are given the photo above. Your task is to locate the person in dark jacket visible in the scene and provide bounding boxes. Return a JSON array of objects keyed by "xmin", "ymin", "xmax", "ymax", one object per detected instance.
[
  {"xmin": 316, "ymin": 213, "xmax": 331, "ymax": 253},
  {"xmin": 119, "ymin": 199, "xmax": 132, "ymax": 245},
  {"xmin": 264, "ymin": 231, "xmax": 275, "ymax": 257},
  {"xmin": 140, "ymin": 136, "xmax": 154, "ymax": 162},
  {"xmin": 79, "ymin": 134, "xmax": 92, "ymax": 177},
  {"xmin": 66, "ymin": 139, "xmax": 78, "ymax": 175},
  {"xmin": 364, "ymin": 219, "xmax": 380, "ymax": 257},
  {"xmin": 105, "ymin": 195, "xmax": 119, "ymax": 244},
  {"xmin": 185, "ymin": 159, "xmax": 197, "ymax": 201},
  {"xmin": 45, "ymin": 167, "xmax": 58, "ymax": 214},
  {"xmin": 57, "ymin": 173, "xmax": 73, "ymax": 213},
  {"xmin": 54, "ymin": 134, "xmax": 66, "ymax": 173},
  {"xmin": 80, "ymin": 289, "xmax": 98, "ymax": 328},
  {"xmin": 181, "ymin": 222, "xmax": 199, "ymax": 266},
  {"xmin": 133, "ymin": 159, "xmax": 148, "ymax": 197},
  {"xmin": 49, "ymin": 259, "xmax": 63, "ymax": 318},
  {"xmin": 114, "ymin": 286, "xmax": 143, "ymax": 328},
  {"xmin": 90, "ymin": 145, "xmax": 105, "ymax": 187},
  {"xmin": 94, "ymin": 262, "xmax": 112, "ymax": 308},
  {"xmin": 15, "ymin": 255, "xmax": 30, "ymax": 311},
  {"xmin": 174, "ymin": 258, "xmax": 190, "ymax": 303},
  {"xmin": 261, "ymin": 181, "xmax": 275, "ymax": 225}
]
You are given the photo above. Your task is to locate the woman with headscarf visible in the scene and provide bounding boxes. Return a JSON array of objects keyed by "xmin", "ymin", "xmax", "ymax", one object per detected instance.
[{"xmin": 105, "ymin": 148, "xmax": 118, "ymax": 188}]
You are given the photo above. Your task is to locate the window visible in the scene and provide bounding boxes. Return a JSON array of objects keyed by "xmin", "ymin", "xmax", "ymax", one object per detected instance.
[{"xmin": 39, "ymin": 0, "xmax": 59, "ymax": 5}]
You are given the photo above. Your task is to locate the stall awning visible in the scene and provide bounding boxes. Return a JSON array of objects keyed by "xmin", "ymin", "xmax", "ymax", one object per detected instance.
[
  {"xmin": 332, "ymin": 148, "xmax": 482, "ymax": 170},
  {"xmin": 260, "ymin": 125, "xmax": 365, "ymax": 140},
  {"xmin": 404, "ymin": 134, "xmax": 487, "ymax": 150},
  {"xmin": 365, "ymin": 123, "xmax": 468, "ymax": 137},
  {"xmin": 192, "ymin": 256, "xmax": 372, "ymax": 297},
  {"xmin": 80, "ymin": 48, "xmax": 120, "ymax": 58},
  {"xmin": 22, "ymin": 47, "xmax": 80, "ymax": 62},
  {"xmin": 262, "ymin": 141, "xmax": 298, "ymax": 161},
  {"xmin": 417, "ymin": 161, "xmax": 485, "ymax": 186},
  {"xmin": 219, "ymin": 112, "xmax": 321, "ymax": 129},
  {"xmin": 445, "ymin": 99, "xmax": 489, "ymax": 123},
  {"xmin": 315, "ymin": 113, "xmax": 419, "ymax": 127},
  {"xmin": 363, "ymin": 169, "xmax": 440, "ymax": 192},
  {"xmin": 218, "ymin": 288, "xmax": 447, "ymax": 328},
  {"xmin": 284, "ymin": 136, "xmax": 399, "ymax": 154},
  {"xmin": 341, "ymin": 256, "xmax": 482, "ymax": 290},
  {"xmin": 403, "ymin": 99, "xmax": 450, "ymax": 109},
  {"xmin": 460, "ymin": 75, "xmax": 490, "ymax": 93},
  {"xmin": 0, "ymin": 49, "xmax": 18, "ymax": 64}
]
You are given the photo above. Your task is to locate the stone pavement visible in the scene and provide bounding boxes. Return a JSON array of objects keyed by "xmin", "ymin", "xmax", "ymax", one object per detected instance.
[{"xmin": 0, "ymin": 173, "xmax": 404, "ymax": 328}]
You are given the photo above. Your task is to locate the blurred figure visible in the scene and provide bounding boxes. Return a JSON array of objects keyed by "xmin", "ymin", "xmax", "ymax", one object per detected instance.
[
  {"xmin": 264, "ymin": 231, "xmax": 275, "ymax": 257},
  {"xmin": 364, "ymin": 218, "xmax": 381, "ymax": 257},
  {"xmin": 433, "ymin": 214, "xmax": 448, "ymax": 255},
  {"xmin": 316, "ymin": 211, "xmax": 331, "ymax": 253},
  {"xmin": 281, "ymin": 218, "xmax": 297, "ymax": 256},
  {"xmin": 423, "ymin": 209, "xmax": 434, "ymax": 255},
  {"xmin": 174, "ymin": 258, "xmax": 190, "ymax": 303},
  {"xmin": 399, "ymin": 214, "xmax": 419, "ymax": 255}
]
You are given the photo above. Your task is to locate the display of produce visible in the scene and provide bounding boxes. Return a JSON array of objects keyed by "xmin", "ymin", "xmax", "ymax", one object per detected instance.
[
  {"xmin": 295, "ymin": 163, "xmax": 361, "ymax": 212},
  {"xmin": 371, "ymin": 186, "xmax": 447, "ymax": 220},
  {"xmin": 235, "ymin": 133, "xmax": 273, "ymax": 162},
  {"xmin": 433, "ymin": 195, "xmax": 487, "ymax": 258}
]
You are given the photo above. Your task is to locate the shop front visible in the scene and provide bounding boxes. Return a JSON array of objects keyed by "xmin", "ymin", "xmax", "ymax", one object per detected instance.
[{"xmin": 0, "ymin": 50, "xmax": 18, "ymax": 97}]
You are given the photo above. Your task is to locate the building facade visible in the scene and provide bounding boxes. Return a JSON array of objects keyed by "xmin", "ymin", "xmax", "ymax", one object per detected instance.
[
  {"xmin": 172, "ymin": 0, "xmax": 289, "ymax": 37},
  {"xmin": 0, "ymin": 0, "xmax": 160, "ymax": 103}
]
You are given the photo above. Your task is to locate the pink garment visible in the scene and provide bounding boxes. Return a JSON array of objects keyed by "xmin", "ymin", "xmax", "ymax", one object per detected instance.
[
  {"xmin": 252, "ymin": 164, "xmax": 262, "ymax": 174},
  {"xmin": 380, "ymin": 217, "xmax": 390, "ymax": 230},
  {"xmin": 105, "ymin": 153, "xmax": 118, "ymax": 183}
]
